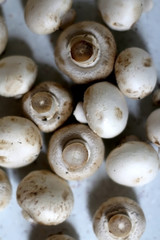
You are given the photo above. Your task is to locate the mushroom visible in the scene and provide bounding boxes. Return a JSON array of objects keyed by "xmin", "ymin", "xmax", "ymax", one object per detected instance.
[
  {"xmin": 93, "ymin": 196, "xmax": 146, "ymax": 240},
  {"xmin": 60, "ymin": 8, "xmax": 76, "ymax": 30},
  {"xmin": 0, "ymin": 169, "xmax": 12, "ymax": 210},
  {"xmin": 74, "ymin": 82, "xmax": 128, "ymax": 139},
  {"xmin": 46, "ymin": 235, "xmax": 75, "ymax": 240},
  {"xmin": 152, "ymin": 89, "xmax": 160, "ymax": 106},
  {"xmin": 0, "ymin": 116, "xmax": 42, "ymax": 168},
  {"xmin": 146, "ymin": 109, "xmax": 160, "ymax": 147},
  {"xmin": 115, "ymin": 47, "xmax": 157, "ymax": 99},
  {"xmin": 48, "ymin": 124, "xmax": 105, "ymax": 180},
  {"xmin": 22, "ymin": 81, "xmax": 73, "ymax": 133},
  {"xmin": 106, "ymin": 141, "xmax": 159, "ymax": 187},
  {"xmin": 16, "ymin": 170, "xmax": 74, "ymax": 225},
  {"xmin": 0, "ymin": 16, "xmax": 8, "ymax": 55},
  {"xmin": 97, "ymin": 0, "xmax": 153, "ymax": 31},
  {"xmin": 55, "ymin": 21, "xmax": 116, "ymax": 84},
  {"xmin": 25, "ymin": 0, "xmax": 73, "ymax": 34},
  {"xmin": 0, "ymin": 56, "xmax": 37, "ymax": 98}
]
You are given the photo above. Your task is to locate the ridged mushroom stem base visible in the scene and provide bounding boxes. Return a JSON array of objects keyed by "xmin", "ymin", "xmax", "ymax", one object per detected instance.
[
  {"xmin": 108, "ymin": 214, "xmax": 132, "ymax": 238},
  {"xmin": 62, "ymin": 139, "xmax": 90, "ymax": 171},
  {"xmin": 69, "ymin": 34, "xmax": 100, "ymax": 68}
]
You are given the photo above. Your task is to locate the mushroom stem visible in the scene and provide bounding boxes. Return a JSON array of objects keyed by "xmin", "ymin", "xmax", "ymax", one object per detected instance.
[
  {"xmin": 108, "ymin": 214, "xmax": 132, "ymax": 238},
  {"xmin": 62, "ymin": 139, "xmax": 90, "ymax": 171}
]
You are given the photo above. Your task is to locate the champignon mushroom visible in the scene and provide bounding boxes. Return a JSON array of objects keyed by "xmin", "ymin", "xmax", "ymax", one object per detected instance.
[
  {"xmin": 16, "ymin": 170, "xmax": 74, "ymax": 225},
  {"xmin": 115, "ymin": 47, "xmax": 157, "ymax": 99},
  {"xmin": 46, "ymin": 235, "xmax": 75, "ymax": 240},
  {"xmin": 55, "ymin": 21, "xmax": 116, "ymax": 84},
  {"xmin": 74, "ymin": 82, "xmax": 128, "ymax": 138},
  {"xmin": 106, "ymin": 141, "xmax": 159, "ymax": 187},
  {"xmin": 0, "ymin": 116, "xmax": 42, "ymax": 168},
  {"xmin": 0, "ymin": 169, "xmax": 12, "ymax": 210},
  {"xmin": 146, "ymin": 109, "xmax": 160, "ymax": 147},
  {"xmin": 97, "ymin": 0, "xmax": 153, "ymax": 31},
  {"xmin": 25, "ymin": 0, "xmax": 73, "ymax": 34},
  {"xmin": 60, "ymin": 8, "xmax": 76, "ymax": 30},
  {"xmin": 48, "ymin": 124, "xmax": 105, "ymax": 180},
  {"xmin": 0, "ymin": 16, "xmax": 8, "ymax": 55},
  {"xmin": 0, "ymin": 56, "xmax": 37, "ymax": 98},
  {"xmin": 22, "ymin": 81, "xmax": 73, "ymax": 133},
  {"xmin": 93, "ymin": 197, "xmax": 146, "ymax": 240},
  {"xmin": 152, "ymin": 89, "xmax": 160, "ymax": 106}
]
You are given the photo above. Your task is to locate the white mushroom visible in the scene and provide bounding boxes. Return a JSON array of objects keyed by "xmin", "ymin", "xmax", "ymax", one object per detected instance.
[
  {"xmin": 48, "ymin": 124, "xmax": 105, "ymax": 180},
  {"xmin": 22, "ymin": 81, "xmax": 73, "ymax": 133},
  {"xmin": 97, "ymin": 0, "xmax": 153, "ymax": 31},
  {"xmin": 74, "ymin": 82, "xmax": 128, "ymax": 139},
  {"xmin": 0, "ymin": 116, "xmax": 42, "ymax": 168},
  {"xmin": 0, "ymin": 56, "xmax": 37, "ymax": 98},
  {"xmin": 17, "ymin": 170, "xmax": 74, "ymax": 225},
  {"xmin": 93, "ymin": 197, "xmax": 146, "ymax": 240},
  {"xmin": 152, "ymin": 89, "xmax": 160, "ymax": 106},
  {"xmin": 73, "ymin": 102, "xmax": 87, "ymax": 124},
  {"xmin": 106, "ymin": 141, "xmax": 159, "ymax": 187},
  {"xmin": 46, "ymin": 235, "xmax": 75, "ymax": 240},
  {"xmin": 115, "ymin": 47, "xmax": 157, "ymax": 99},
  {"xmin": 60, "ymin": 8, "xmax": 76, "ymax": 30},
  {"xmin": 0, "ymin": 16, "xmax": 8, "ymax": 55},
  {"xmin": 55, "ymin": 21, "xmax": 116, "ymax": 84},
  {"xmin": 146, "ymin": 109, "xmax": 160, "ymax": 147},
  {"xmin": 25, "ymin": 0, "xmax": 72, "ymax": 34},
  {"xmin": 0, "ymin": 169, "xmax": 12, "ymax": 210}
]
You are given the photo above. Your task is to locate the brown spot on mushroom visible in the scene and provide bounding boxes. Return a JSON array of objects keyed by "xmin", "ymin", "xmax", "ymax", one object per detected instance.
[
  {"xmin": 0, "ymin": 156, "xmax": 7, "ymax": 162},
  {"xmin": 113, "ymin": 22, "xmax": 124, "ymax": 27},
  {"xmin": 62, "ymin": 190, "xmax": 69, "ymax": 201},
  {"xmin": 115, "ymin": 107, "xmax": 123, "ymax": 120},
  {"xmin": 0, "ymin": 62, "xmax": 6, "ymax": 68},
  {"xmin": 27, "ymin": 63, "xmax": 36, "ymax": 72},
  {"xmin": 143, "ymin": 58, "xmax": 152, "ymax": 67}
]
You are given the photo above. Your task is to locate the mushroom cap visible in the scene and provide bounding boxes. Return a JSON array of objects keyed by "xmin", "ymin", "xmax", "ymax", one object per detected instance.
[
  {"xmin": 25, "ymin": 0, "xmax": 72, "ymax": 34},
  {"xmin": 55, "ymin": 21, "xmax": 116, "ymax": 84},
  {"xmin": 0, "ymin": 56, "xmax": 37, "ymax": 98},
  {"xmin": 0, "ymin": 169, "xmax": 12, "ymax": 210},
  {"xmin": 115, "ymin": 47, "xmax": 157, "ymax": 99},
  {"xmin": 93, "ymin": 196, "xmax": 146, "ymax": 240},
  {"xmin": 106, "ymin": 141, "xmax": 159, "ymax": 187},
  {"xmin": 98, "ymin": 0, "xmax": 143, "ymax": 31},
  {"xmin": 83, "ymin": 82, "xmax": 128, "ymax": 138},
  {"xmin": 22, "ymin": 81, "xmax": 73, "ymax": 133},
  {"xmin": 46, "ymin": 235, "xmax": 75, "ymax": 240},
  {"xmin": 146, "ymin": 108, "xmax": 160, "ymax": 147},
  {"xmin": 17, "ymin": 170, "xmax": 74, "ymax": 225},
  {"xmin": 48, "ymin": 124, "xmax": 105, "ymax": 180},
  {"xmin": 0, "ymin": 116, "xmax": 42, "ymax": 168},
  {"xmin": 0, "ymin": 16, "xmax": 8, "ymax": 55}
]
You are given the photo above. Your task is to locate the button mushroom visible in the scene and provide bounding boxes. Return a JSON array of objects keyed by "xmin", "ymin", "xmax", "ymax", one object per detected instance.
[
  {"xmin": 0, "ymin": 16, "xmax": 8, "ymax": 55},
  {"xmin": 0, "ymin": 116, "xmax": 42, "ymax": 168},
  {"xmin": 25, "ymin": 0, "xmax": 73, "ymax": 34},
  {"xmin": 115, "ymin": 47, "xmax": 157, "ymax": 99},
  {"xmin": 146, "ymin": 109, "xmax": 160, "ymax": 147},
  {"xmin": 97, "ymin": 0, "xmax": 153, "ymax": 31},
  {"xmin": 48, "ymin": 124, "xmax": 105, "ymax": 180},
  {"xmin": 22, "ymin": 81, "xmax": 73, "ymax": 133},
  {"xmin": 55, "ymin": 21, "xmax": 116, "ymax": 84},
  {"xmin": 46, "ymin": 235, "xmax": 75, "ymax": 240},
  {"xmin": 93, "ymin": 196, "xmax": 146, "ymax": 240},
  {"xmin": 74, "ymin": 82, "xmax": 128, "ymax": 138},
  {"xmin": 16, "ymin": 170, "xmax": 74, "ymax": 225},
  {"xmin": 106, "ymin": 141, "xmax": 159, "ymax": 187},
  {"xmin": 0, "ymin": 169, "xmax": 12, "ymax": 210},
  {"xmin": 0, "ymin": 56, "xmax": 37, "ymax": 98}
]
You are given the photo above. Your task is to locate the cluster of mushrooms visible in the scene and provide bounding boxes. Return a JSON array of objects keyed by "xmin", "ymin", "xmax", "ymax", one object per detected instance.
[{"xmin": 0, "ymin": 0, "xmax": 159, "ymax": 239}]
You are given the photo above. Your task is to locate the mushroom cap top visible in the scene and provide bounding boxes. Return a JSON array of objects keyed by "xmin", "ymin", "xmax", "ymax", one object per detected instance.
[
  {"xmin": 0, "ymin": 169, "xmax": 12, "ymax": 210},
  {"xmin": 146, "ymin": 108, "xmax": 160, "ymax": 147},
  {"xmin": 55, "ymin": 21, "xmax": 116, "ymax": 84},
  {"xmin": 115, "ymin": 47, "xmax": 157, "ymax": 99},
  {"xmin": 83, "ymin": 81, "xmax": 128, "ymax": 138},
  {"xmin": 25, "ymin": 0, "xmax": 72, "ymax": 34},
  {"xmin": 106, "ymin": 141, "xmax": 159, "ymax": 187},
  {"xmin": 0, "ymin": 116, "xmax": 42, "ymax": 168},
  {"xmin": 46, "ymin": 235, "xmax": 75, "ymax": 240},
  {"xmin": 17, "ymin": 170, "xmax": 74, "ymax": 225},
  {"xmin": 0, "ymin": 16, "xmax": 8, "ymax": 55},
  {"xmin": 22, "ymin": 81, "xmax": 73, "ymax": 133},
  {"xmin": 98, "ymin": 0, "xmax": 143, "ymax": 31},
  {"xmin": 0, "ymin": 56, "xmax": 37, "ymax": 98},
  {"xmin": 48, "ymin": 124, "xmax": 104, "ymax": 180},
  {"xmin": 93, "ymin": 196, "xmax": 146, "ymax": 240}
]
